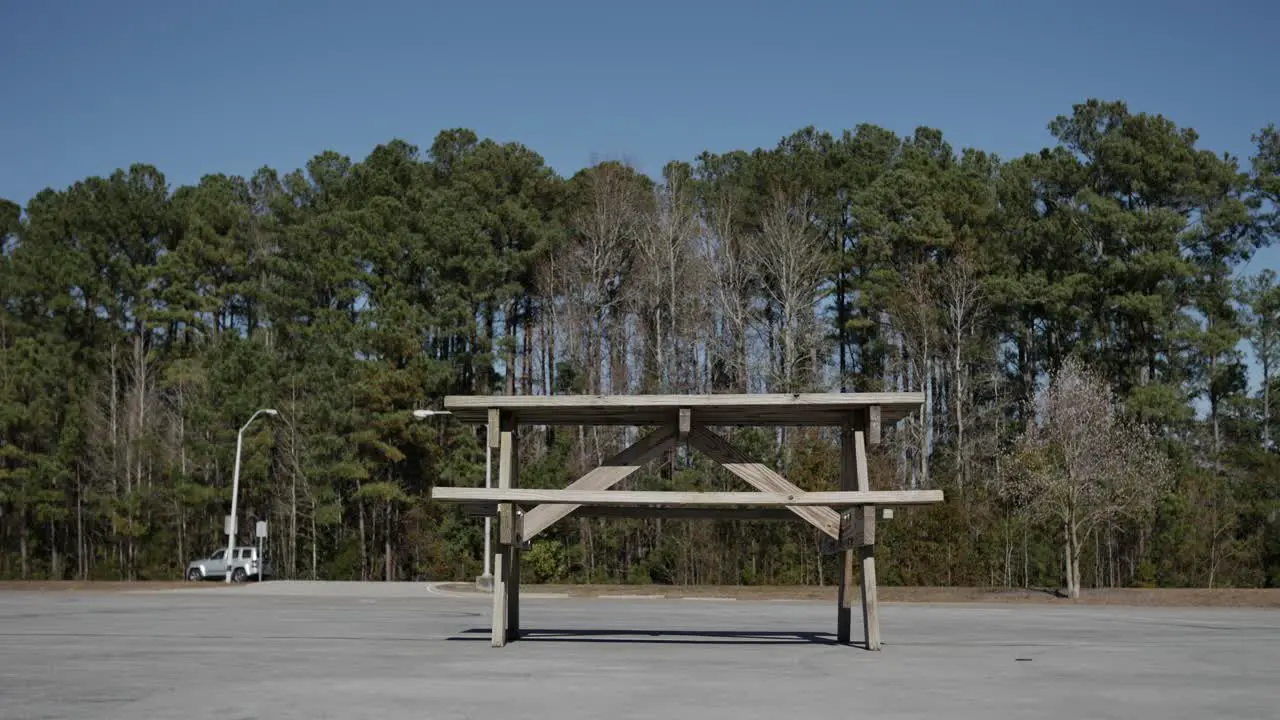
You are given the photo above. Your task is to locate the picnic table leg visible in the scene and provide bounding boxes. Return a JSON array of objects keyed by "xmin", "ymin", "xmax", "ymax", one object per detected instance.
[
  {"xmin": 852, "ymin": 424, "xmax": 881, "ymax": 651},
  {"xmin": 860, "ymin": 544, "xmax": 880, "ymax": 650},
  {"xmin": 491, "ymin": 411, "xmax": 517, "ymax": 648},
  {"xmin": 508, "ymin": 542, "xmax": 520, "ymax": 640},
  {"xmin": 491, "ymin": 543, "xmax": 507, "ymax": 647},
  {"xmin": 837, "ymin": 549, "xmax": 855, "ymax": 644},
  {"xmin": 506, "ymin": 425, "xmax": 521, "ymax": 641},
  {"xmin": 837, "ymin": 416, "xmax": 859, "ymax": 643}
]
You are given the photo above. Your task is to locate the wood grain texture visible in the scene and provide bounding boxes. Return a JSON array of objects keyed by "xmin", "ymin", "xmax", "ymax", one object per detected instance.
[
  {"xmin": 837, "ymin": 550, "xmax": 854, "ymax": 643},
  {"xmin": 854, "ymin": 430, "xmax": 869, "ymax": 492},
  {"xmin": 467, "ymin": 505, "xmax": 839, "ymax": 521},
  {"xmin": 842, "ymin": 428, "xmax": 876, "ymax": 547},
  {"xmin": 519, "ymin": 426, "xmax": 678, "ymax": 541},
  {"xmin": 853, "ymin": 423, "xmax": 880, "ymax": 649},
  {"xmin": 490, "ymin": 545, "xmax": 507, "ymax": 647},
  {"xmin": 530, "ymin": 506, "xmax": 830, "ymax": 521},
  {"xmin": 508, "ymin": 422, "xmax": 520, "ymax": 641},
  {"xmin": 837, "ymin": 417, "xmax": 858, "ymax": 643},
  {"xmin": 688, "ymin": 426, "xmax": 840, "ymax": 537},
  {"xmin": 444, "ymin": 392, "xmax": 924, "ymax": 427},
  {"xmin": 497, "ymin": 425, "xmax": 516, "ymax": 543},
  {"xmin": 860, "ymin": 544, "xmax": 881, "ymax": 650},
  {"xmin": 431, "ymin": 487, "xmax": 944, "ymax": 507},
  {"xmin": 487, "ymin": 409, "xmax": 500, "ymax": 449},
  {"xmin": 840, "ymin": 420, "xmax": 858, "ymax": 492},
  {"xmin": 507, "ymin": 543, "xmax": 520, "ymax": 640},
  {"xmin": 492, "ymin": 416, "xmax": 516, "ymax": 647}
]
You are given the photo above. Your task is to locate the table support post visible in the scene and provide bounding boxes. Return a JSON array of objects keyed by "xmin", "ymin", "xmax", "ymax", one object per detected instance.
[
  {"xmin": 490, "ymin": 543, "xmax": 507, "ymax": 647},
  {"xmin": 837, "ymin": 416, "xmax": 858, "ymax": 644},
  {"xmin": 507, "ymin": 422, "xmax": 521, "ymax": 641},
  {"xmin": 860, "ymin": 544, "xmax": 880, "ymax": 650},
  {"xmin": 491, "ymin": 411, "xmax": 518, "ymax": 647},
  {"xmin": 853, "ymin": 425, "xmax": 881, "ymax": 650},
  {"xmin": 837, "ymin": 549, "xmax": 855, "ymax": 643}
]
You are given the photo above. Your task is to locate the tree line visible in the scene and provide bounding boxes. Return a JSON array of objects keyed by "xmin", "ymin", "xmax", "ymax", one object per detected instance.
[{"xmin": 2, "ymin": 98, "xmax": 1279, "ymax": 590}]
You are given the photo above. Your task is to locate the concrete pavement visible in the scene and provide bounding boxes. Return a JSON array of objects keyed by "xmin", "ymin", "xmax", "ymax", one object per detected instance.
[{"xmin": 1, "ymin": 582, "xmax": 1276, "ymax": 719}]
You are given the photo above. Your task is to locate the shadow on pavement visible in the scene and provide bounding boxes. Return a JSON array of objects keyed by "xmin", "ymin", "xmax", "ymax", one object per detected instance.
[{"xmin": 448, "ymin": 627, "xmax": 863, "ymax": 647}]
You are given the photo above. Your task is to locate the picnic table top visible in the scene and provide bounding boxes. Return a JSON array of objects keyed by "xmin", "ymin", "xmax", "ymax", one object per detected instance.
[{"xmin": 442, "ymin": 392, "xmax": 924, "ymax": 427}]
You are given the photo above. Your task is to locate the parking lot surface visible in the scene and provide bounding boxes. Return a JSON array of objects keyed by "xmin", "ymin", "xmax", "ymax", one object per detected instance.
[{"xmin": 1, "ymin": 581, "xmax": 1277, "ymax": 720}]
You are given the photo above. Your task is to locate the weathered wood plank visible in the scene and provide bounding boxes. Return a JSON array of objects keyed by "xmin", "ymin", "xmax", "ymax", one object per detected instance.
[
  {"xmin": 678, "ymin": 408, "xmax": 691, "ymax": 441},
  {"xmin": 837, "ymin": 417, "xmax": 857, "ymax": 643},
  {"xmin": 854, "ymin": 429, "xmax": 869, "ymax": 491},
  {"xmin": 487, "ymin": 408, "xmax": 500, "ymax": 449},
  {"xmin": 867, "ymin": 405, "xmax": 881, "ymax": 445},
  {"xmin": 860, "ymin": 544, "xmax": 880, "ymax": 650},
  {"xmin": 552, "ymin": 507, "xmax": 822, "ymax": 521},
  {"xmin": 508, "ymin": 418, "xmax": 520, "ymax": 640},
  {"xmin": 450, "ymin": 392, "xmax": 921, "ymax": 411},
  {"xmin": 431, "ymin": 487, "xmax": 944, "ymax": 507},
  {"xmin": 497, "ymin": 415, "xmax": 516, "ymax": 543},
  {"xmin": 499, "ymin": 508, "xmax": 517, "ymax": 545},
  {"xmin": 466, "ymin": 505, "xmax": 842, "ymax": 521},
  {"xmin": 492, "ymin": 411, "xmax": 515, "ymax": 648},
  {"xmin": 507, "ymin": 546, "xmax": 520, "ymax": 640},
  {"xmin": 444, "ymin": 392, "xmax": 925, "ymax": 427},
  {"xmin": 837, "ymin": 549, "xmax": 854, "ymax": 643},
  {"xmin": 810, "ymin": 429, "xmax": 880, "ymax": 548},
  {"xmin": 841, "ymin": 420, "xmax": 860, "ymax": 491},
  {"xmin": 831, "ymin": 429, "xmax": 877, "ymax": 544},
  {"xmin": 853, "ymin": 425, "xmax": 880, "ymax": 650},
  {"xmin": 490, "ymin": 540, "xmax": 507, "ymax": 647},
  {"xmin": 688, "ymin": 426, "xmax": 840, "ymax": 538},
  {"xmin": 519, "ymin": 426, "xmax": 678, "ymax": 541}
]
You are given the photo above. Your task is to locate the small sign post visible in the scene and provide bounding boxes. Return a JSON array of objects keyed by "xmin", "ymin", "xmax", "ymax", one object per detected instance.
[{"xmin": 255, "ymin": 521, "xmax": 268, "ymax": 582}]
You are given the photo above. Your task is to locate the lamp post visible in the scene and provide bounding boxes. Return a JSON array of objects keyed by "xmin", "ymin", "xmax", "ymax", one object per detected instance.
[
  {"xmin": 225, "ymin": 408, "xmax": 278, "ymax": 583},
  {"xmin": 414, "ymin": 408, "xmax": 493, "ymax": 590}
]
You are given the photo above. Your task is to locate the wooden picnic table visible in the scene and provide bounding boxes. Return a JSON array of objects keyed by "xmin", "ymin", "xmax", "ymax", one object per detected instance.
[{"xmin": 429, "ymin": 392, "xmax": 944, "ymax": 650}]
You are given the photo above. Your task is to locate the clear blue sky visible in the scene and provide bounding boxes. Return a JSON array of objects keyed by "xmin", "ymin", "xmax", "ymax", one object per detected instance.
[{"xmin": 2, "ymin": 0, "xmax": 1277, "ymax": 265}]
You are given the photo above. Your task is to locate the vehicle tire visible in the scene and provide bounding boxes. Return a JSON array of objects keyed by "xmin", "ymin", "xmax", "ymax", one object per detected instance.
[
  {"xmin": 232, "ymin": 567, "xmax": 248, "ymax": 583},
  {"xmin": 187, "ymin": 568, "xmax": 203, "ymax": 582}
]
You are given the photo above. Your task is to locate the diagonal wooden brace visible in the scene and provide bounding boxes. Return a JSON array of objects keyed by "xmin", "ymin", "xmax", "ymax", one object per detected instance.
[
  {"xmin": 520, "ymin": 425, "xmax": 678, "ymax": 541},
  {"xmin": 686, "ymin": 425, "xmax": 839, "ymax": 538}
]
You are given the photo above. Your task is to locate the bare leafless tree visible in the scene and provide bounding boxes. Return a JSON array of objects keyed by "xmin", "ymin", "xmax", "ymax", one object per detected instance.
[
  {"xmin": 635, "ymin": 173, "xmax": 705, "ymax": 392},
  {"xmin": 937, "ymin": 253, "xmax": 987, "ymax": 491},
  {"xmin": 532, "ymin": 253, "xmax": 561, "ymax": 394},
  {"xmin": 1004, "ymin": 357, "xmax": 1171, "ymax": 599},
  {"xmin": 749, "ymin": 191, "xmax": 828, "ymax": 393},
  {"xmin": 559, "ymin": 161, "xmax": 648, "ymax": 395},
  {"xmin": 698, "ymin": 194, "xmax": 755, "ymax": 392},
  {"xmin": 887, "ymin": 264, "xmax": 939, "ymax": 486}
]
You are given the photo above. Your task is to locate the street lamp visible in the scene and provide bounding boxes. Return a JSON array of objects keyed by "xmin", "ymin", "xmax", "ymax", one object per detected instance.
[
  {"xmin": 413, "ymin": 408, "xmax": 493, "ymax": 590},
  {"xmin": 225, "ymin": 408, "xmax": 278, "ymax": 583}
]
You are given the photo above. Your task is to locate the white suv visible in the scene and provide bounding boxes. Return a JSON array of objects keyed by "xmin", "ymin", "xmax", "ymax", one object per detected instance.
[{"xmin": 186, "ymin": 546, "xmax": 268, "ymax": 582}]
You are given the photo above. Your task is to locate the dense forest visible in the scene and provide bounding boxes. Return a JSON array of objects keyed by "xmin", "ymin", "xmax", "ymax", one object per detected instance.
[{"xmin": 2, "ymin": 98, "xmax": 1279, "ymax": 590}]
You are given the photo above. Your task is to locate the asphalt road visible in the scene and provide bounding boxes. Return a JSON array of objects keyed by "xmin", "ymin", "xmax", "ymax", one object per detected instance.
[{"xmin": 1, "ymin": 581, "xmax": 1277, "ymax": 720}]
